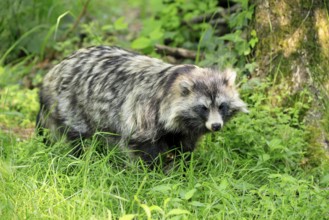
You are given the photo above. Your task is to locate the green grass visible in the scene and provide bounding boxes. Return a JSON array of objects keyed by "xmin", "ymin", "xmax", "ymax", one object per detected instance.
[
  {"xmin": 1, "ymin": 82, "xmax": 329, "ymax": 219},
  {"xmin": 1, "ymin": 1, "xmax": 329, "ymax": 219}
]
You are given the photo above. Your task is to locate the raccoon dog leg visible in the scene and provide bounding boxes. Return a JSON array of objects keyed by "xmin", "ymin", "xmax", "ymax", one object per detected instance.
[{"xmin": 129, "ymin": 140, "xmax": 170, "ymax": 168}]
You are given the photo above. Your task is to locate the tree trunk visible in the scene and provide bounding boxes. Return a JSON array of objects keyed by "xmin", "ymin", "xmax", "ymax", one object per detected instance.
[{"xmin": 252, "ymin": 0, "xmax": 329, "ymax": 156}]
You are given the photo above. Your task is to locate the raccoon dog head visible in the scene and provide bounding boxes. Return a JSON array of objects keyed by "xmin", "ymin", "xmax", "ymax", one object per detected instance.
[{"xmin": 164, "ymin": 65, "xmax": 248, "ymax": 134}]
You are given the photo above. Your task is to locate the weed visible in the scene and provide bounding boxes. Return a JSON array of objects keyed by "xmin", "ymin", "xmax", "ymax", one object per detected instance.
[{"xmin": 0, "ymin": 0, "xmax": 328, "ymax": 219}]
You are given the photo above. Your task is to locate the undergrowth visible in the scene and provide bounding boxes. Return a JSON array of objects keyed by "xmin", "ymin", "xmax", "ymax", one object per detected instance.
[
  {"xmin": 1, "ymin": 76, "xmax": 329, "ymax": 219},
  {"xmin": 0, "ymin": 0, "xmax": 328, "ymax": 219}
]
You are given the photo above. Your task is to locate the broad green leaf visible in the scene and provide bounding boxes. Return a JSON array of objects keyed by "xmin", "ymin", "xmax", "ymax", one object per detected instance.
[
  {"xmin": 149, "ymin": 28, "xmax": 164, "ymax": 40},
  {"xmin": 261, "ymin": 153, "xmax": 271, "ymax": 162},
  {"xmin": 183, "ymin": 188, "xmax": 196, "ymax": 200},
  {"xmin": 131, "ymin": 37, "xmax": 152, "ymax": 49},
  {"xmin": 114, "ymin": 17, "xmax": 128, "ymax": 31},
  {"xmin": 166, "ymin": 209, "xmax": 190, "ymax": 216},
  {"xmin": 140, "ymin": 204, "xmax": 151, "ymax": 219},
  {"xmin": 249, "ymin": 37, "xmax": 258, "ymax": 48},
  {"xmin": 151, "ymin": 184, "xmax": 171, "ymax": 193},
  {"xmin": 190, "ymin": 201, "xmax": 205, "ymax": 207}
]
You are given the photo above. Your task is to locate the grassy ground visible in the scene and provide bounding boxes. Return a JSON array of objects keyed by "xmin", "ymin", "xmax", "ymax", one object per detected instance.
[
  {"xmin": 1, "ymin": 1, "xmax": 329, "ymax": 219},
  {"xmin": 1, "ymin": 79, "xmax": 329, "ymax": 219}
]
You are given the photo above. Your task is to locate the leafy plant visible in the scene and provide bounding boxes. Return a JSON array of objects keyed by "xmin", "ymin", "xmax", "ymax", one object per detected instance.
[{"xmin": 0, "ymin": 1, "xmax": 328, "ymax": 219}]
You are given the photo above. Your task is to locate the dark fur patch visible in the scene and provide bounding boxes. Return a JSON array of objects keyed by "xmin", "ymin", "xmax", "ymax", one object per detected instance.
[
  {"xmin": 164, "ymin": 65, "xmax": 195, "ymax": 92},
  {"xmin": 194, "ymin": 105, "xmax": 209, "ymax": 120}
]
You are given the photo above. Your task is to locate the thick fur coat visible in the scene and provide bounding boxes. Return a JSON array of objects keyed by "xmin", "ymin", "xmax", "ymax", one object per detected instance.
[{"xmin": 37, "ymin": 46, "xmax": 248, "ymax": 164}]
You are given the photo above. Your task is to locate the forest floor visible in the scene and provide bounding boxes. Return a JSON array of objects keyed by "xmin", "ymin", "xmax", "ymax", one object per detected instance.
[
  {"xmin": 1, "ymin": 0, "xmax": 329, "ymax": 219},
  {"xmin": 1, "ymin": 74, "xmax": 329, "ymax": 219}
]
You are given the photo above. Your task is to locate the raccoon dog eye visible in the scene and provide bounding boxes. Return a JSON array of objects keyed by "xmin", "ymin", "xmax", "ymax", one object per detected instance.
[
  {"xmin": 219, "ymin": 102, "xmax": 228, "ymax": 111},
  {"xmin": 201, "ymin": 105, "xmax": 208, "ymax": 111}
]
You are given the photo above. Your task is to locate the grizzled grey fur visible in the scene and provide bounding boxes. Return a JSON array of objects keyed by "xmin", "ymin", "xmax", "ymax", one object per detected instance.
[{"xmin": 37, "ymin": 46, "xmax": 248, "ymax": 164}]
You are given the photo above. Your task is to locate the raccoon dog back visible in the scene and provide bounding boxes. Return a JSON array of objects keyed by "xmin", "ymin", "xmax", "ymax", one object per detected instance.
[{"xmin": 37, "ymin": 46, "xmax": 248, "ymax": 164}]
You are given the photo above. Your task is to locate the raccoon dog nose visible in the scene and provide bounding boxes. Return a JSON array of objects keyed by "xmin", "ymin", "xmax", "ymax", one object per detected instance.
[{"xmin": 211, "ymin": 123, "xmax": 221, "ymax": 131}]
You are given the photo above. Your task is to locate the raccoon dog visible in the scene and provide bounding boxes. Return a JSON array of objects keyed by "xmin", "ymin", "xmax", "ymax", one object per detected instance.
[{"xmin": 37, "ymin": 46, "xmax": 248, "ymax": 165}]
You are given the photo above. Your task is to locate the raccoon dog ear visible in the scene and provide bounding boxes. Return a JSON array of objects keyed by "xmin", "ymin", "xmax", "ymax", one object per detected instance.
[
  {"xmin": 223, "ymin": 68, "xmax": 237, "ymax": 87},
  {"xmin": 239, "ymin": 102, "xmax": 249, "ymax": 114},
  {"xmin": 232, "ymin": 99, "xmax": 249, "ymax": 114},
  {"xmin": 179, "ymin": 80, "xmax": 193, "ymax": 96}
]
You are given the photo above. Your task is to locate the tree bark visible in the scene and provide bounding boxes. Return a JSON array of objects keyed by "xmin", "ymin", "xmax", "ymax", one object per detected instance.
[{"xmin": 252, "ymin": 0, "xmax": 329, "ymax": 156}]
